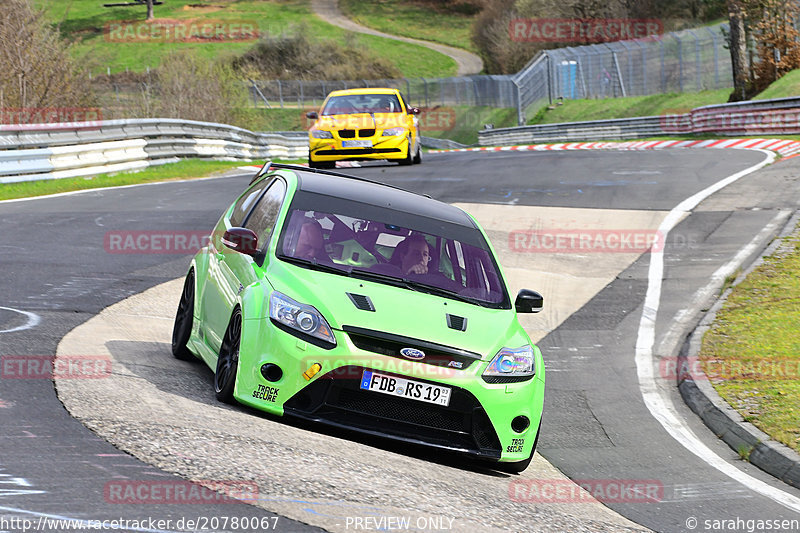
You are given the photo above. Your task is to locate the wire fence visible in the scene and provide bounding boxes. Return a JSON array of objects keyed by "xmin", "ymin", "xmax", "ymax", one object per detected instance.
[
  {"xmin": 513, "ymin": 24, "xmax": 732, "ymax": 123},
  {"xmin": 246, "ymin": 76, "xmax": 522, "ymax": 110},
  {"xmin": 249, "ymin": 23, "xmax": 733, "ymax": 124},
  {"xmin": 97, "ymin": 23, "xmax": 734, "ymax": 126}
]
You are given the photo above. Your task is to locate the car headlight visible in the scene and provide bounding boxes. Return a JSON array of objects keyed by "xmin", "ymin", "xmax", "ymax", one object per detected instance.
[
  {"xmin": 382, "ymin": 127, "xmax": 406, "ymax": 137},
  {"xmin": 269, "ymin": 291, "xmax": 336, "ymax": 346},
  {"xmin": 483, "ymin": 345, "xmax": 535, "ymax": 379},
  {"xmin": 311, "ymin": 129, "xmax": 333, "ymax": 139}
]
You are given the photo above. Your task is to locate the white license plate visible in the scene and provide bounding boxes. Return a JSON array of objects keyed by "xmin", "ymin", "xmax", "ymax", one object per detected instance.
[
  {"xmin": 360, "ymin": 370, "xmax": 451, "ymax": 407},
  {"xmin": 342, "ymin": 140, "xmax": 372, "ymax": 148}
]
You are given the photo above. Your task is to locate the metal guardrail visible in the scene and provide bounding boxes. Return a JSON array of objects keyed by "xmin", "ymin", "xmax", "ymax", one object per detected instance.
[
  {"xmin": 478, "ymin": 97, "xmax": 800, "ymax": 145},
  {"xmin": 0, "ymin": 118, "xmax": 309, "ymax": 183}
]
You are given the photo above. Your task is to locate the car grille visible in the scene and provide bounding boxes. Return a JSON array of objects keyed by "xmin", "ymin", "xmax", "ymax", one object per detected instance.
[
  {"xmin": 343, "ymin": 325, "xmax": 480, "ymax": 370},
  {"xmin": 283, "ymin": 365, "xmax": 502, "ymax": 458},
  {"xmin": 359, "ymin": 129, "xmax": 375, "ymax": 137},
  {"xmin": 339, "ymin": 129, "xmax": 355, "ymax": 138},
  {"xmin": 336, "ymin": 388, "xmax": 464, "ymax": 431}
]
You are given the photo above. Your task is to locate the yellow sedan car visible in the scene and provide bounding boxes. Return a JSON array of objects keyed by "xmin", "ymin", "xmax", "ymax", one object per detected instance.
[{"xmin": 306, "ymin": 88, "xmax": 422, "ymax": 168}]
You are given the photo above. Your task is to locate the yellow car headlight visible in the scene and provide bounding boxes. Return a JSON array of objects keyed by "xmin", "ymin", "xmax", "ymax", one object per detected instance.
[
  {"xmin": 311, "ymin": 129, "xmax": 333, "ymax": 139},
  {"xmin": 382, "ymin": 127, "xmax": 406, "ymax": 137}
]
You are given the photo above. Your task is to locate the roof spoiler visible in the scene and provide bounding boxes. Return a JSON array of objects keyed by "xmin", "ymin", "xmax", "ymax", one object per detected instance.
[{"xmin": 250, "ymin": 161, "xmax": 431, "ymax": 198}]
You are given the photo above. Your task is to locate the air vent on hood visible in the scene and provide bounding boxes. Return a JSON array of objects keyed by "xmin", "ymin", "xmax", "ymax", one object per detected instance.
[
  {"xmin": 347, "ymin": 292, "xmax": 375, "ymax": 312},
  {"xmin": 446, "ymin": 314, "xmax": 467, "ymax": 331}
]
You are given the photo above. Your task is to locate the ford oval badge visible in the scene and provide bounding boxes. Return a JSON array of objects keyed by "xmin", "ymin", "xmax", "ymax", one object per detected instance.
[{"xmin": 400, "ymin": 347, "xmax": 425, "ymax": 360}]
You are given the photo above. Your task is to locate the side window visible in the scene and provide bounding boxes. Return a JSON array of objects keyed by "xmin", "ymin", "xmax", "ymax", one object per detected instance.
[
  {"xmin": 230, "ymin": 179, "xmax": 271, "ymax": 227},
  {"xmin": 244, "ymin": 179, "xmax": 287, "ymax": 251}
]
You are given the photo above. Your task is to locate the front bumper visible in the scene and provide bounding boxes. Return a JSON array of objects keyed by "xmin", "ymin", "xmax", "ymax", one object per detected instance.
[
  {"xmin": 309, "ymin": 134, "xmax": 410, "ymax": 162},
  {"xmin": 233, "ymin": 318, "xmax": 545, "ymax": 462}
]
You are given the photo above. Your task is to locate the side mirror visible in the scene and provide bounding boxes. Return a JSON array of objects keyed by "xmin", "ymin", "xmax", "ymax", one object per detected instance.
[
  {"xmin": 306, "ymin": 111, "xmax": 319, "ymax": 119},
  {"xmin": 515, "ymin": 289, "xmax": 543, "ymax": 314},
  {"xmin": 409, "ymin": 107, "xmax": 420, "ymax": 115},
  {"xmin": 222, "ymin": 227, "xmax": 259, "ymax": 257}
]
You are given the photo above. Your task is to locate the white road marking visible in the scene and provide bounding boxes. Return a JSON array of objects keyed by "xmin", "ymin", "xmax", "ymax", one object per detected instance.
[
  {"xmin": 656, "ymin": 210, "xmax": 792, "ymax": 358},
  {"xmin": 635, "ymin": 149, "xmax": 800, "ymax": 513},
  {"xmin": 0, "ymin": 307, "xmax": 40, "ymax": 334}
]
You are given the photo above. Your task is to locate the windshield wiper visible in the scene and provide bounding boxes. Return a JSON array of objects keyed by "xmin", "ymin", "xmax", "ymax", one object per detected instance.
[
  {"xmin": 279, "ymin": 255, "xmax": 347, "ymax": 275},
  {"xmin": 401, "ymin": 280, "xmax": 486, "ymax": 306},
  {"xmin": 348, "ymin": 267, "xmax": 410, "ymax": 287}
]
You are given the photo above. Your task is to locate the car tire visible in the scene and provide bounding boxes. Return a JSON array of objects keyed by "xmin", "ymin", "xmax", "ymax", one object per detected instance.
[
  {"xmin": 398, "ymin": 137, "xmax": 413, "ymax": 166},
  {"xmin": 171, "ymin": 270, "xmax": 196, "ymax": 361},
  {"xmin": 412, "ymin": 142, "xmax": 422, "ymax": 164},
  {"xmin": 214, "ymin": 308, "xmax": 241, "ymax": 404},
  {"xmin": 497, "ymin": 419, "xmax": 541, "ymax": 474}
]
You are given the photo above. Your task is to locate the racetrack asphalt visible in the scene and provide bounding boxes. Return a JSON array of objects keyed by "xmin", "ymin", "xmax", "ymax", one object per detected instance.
[{"xmin": 3, "ymin": 148, "xmax": 800, "ymax": 532}]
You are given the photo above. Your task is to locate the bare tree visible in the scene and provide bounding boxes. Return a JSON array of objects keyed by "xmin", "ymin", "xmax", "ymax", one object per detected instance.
[
  {"xmin": 0, "ymin": 0, "xmax": 93, "ymax": 114},
  {"xmin": 146, "ymin": 0, "xmax": 154, "ymax": 21}
]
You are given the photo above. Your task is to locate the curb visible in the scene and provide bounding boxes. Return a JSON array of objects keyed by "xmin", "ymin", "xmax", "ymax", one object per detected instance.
[
  {"xmin": 429, "ymin": 138, "xmax": 800, "ymax": 160},
  {"xmin": 677, "ymin": 210, "xmax": 800, "ymax": 490}
]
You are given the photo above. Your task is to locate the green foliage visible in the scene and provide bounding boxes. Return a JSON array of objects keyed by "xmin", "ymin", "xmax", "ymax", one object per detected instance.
[
  {"xmin": 31, "ymin": 0, "xmax": 455, "ymax": 78},
  {"xmin": 233, "ymin": 29, "xmax": 401, "ymax": 81},
  {"xmin": 340, "ymin": 0, "xmax": 478, "ymax": 52},
  {"xmin": 700, "ymin": 228, "xmax": 800, "ymax": 454}
]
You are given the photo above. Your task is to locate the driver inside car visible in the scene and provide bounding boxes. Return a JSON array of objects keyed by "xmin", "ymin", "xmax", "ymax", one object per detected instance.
[
  {"xmin": 399, "ymin": 234, "xmax": 431, "ymax": 275},
  {"xmin": 295, "ymin": 219, "xmax": 329, "ymax": 262}
]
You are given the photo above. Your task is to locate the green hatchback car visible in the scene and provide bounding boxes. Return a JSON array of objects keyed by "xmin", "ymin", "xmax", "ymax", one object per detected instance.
[{"xmin": 172, "ymin": 163, "xmax": 545, "ymax": 471}]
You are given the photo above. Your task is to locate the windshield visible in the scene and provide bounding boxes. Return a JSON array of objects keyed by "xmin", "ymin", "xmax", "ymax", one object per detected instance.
[
  {"xmin": 322, "ymin": 94, "xmax": 403, "ymax": 115},
  {"xmin": 276, "ymin": 195, "xmax": 509, "ymax": 308}
]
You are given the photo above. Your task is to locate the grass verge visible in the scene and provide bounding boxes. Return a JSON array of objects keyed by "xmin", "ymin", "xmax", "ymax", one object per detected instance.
[
  {"xmin": 340, "ymin": 0, "xmax": 477, "ymax": 53},
  {"xmin": 0, "ymin": 159, "xmax": 284, "ymax": 201},
  {"xmin": 527, "ymin": 89, "xmax": 733, "ymax": 125},
  {"xmin": 699, "ymin": 224, "xmax": 800, "ymax": 454},
  {"xmin": 756, "ymin": 70, "xmax": 800, "ymax": 100},
  {"xmin": 34, "ymin": 0, "xmax": 455, "ymax": 77}
]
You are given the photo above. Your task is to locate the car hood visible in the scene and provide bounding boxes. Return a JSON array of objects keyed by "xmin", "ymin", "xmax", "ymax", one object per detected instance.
[
  {"xmin": 317, "ymin": 113, "xmax": 408, "ymax": 131},
  {"xmin": 267, "ymin": 261, "xmax": 520, "ymax": 360}
]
